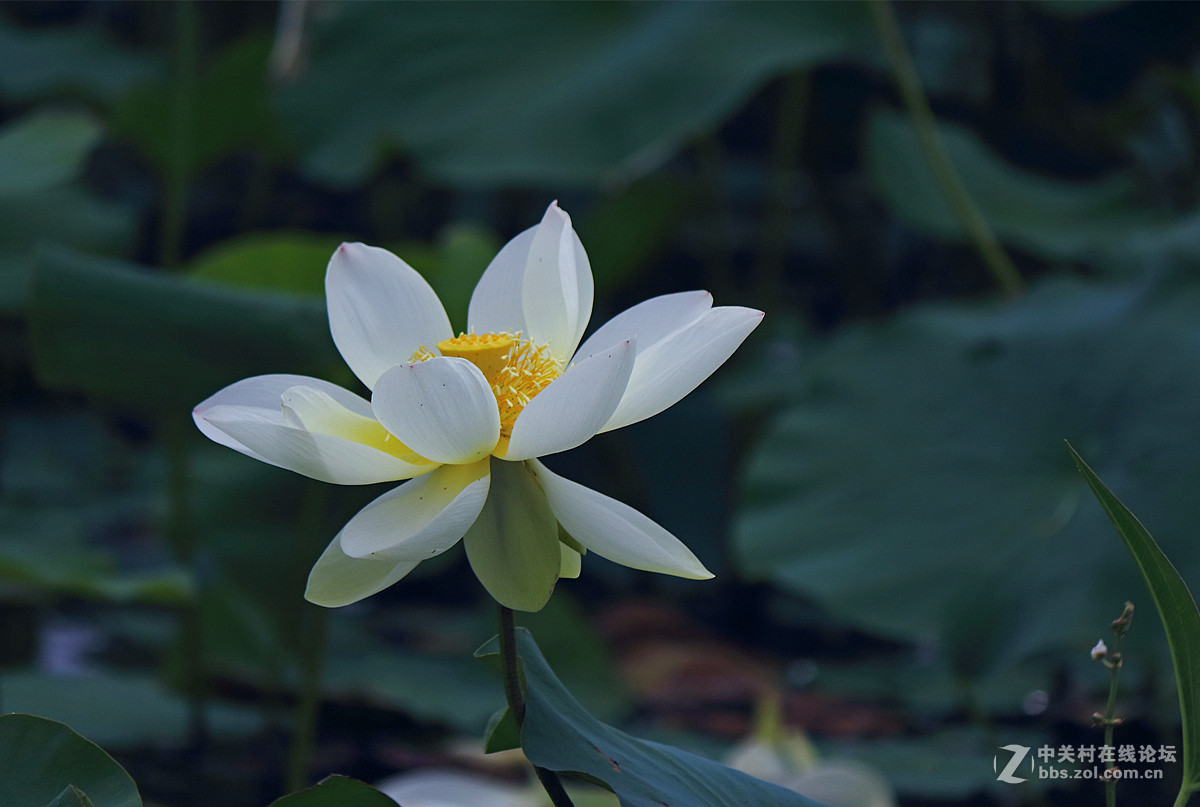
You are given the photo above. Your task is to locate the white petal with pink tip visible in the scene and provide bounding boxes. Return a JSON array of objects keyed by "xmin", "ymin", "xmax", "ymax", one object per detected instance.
[
  {"xmin": 468, "ymin": 202, "xmax": 592, "ymax": 363},
  {"xmin": 327, "ymin": 242, "xmax": 453, "ymax": 389}
]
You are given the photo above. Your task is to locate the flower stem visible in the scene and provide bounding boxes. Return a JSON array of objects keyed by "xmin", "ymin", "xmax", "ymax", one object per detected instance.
[
  {"xmin": 1100, "ymin": 602, "xmax": 1133, "ymax": 807},
  {"xmin": 498, "ymin": 605, "xmax": 526, "ymax": 723},
  {"xmin": 1101, "ymin": 655, "xmax": 1122, "ymax": 807},
  {"xmin": 869, "ymin": 0, "xmax": 1024, "ymax": 298},
  {"xmin": 497, "ymin": 605, "xmax": 576, "ymax": 807}
]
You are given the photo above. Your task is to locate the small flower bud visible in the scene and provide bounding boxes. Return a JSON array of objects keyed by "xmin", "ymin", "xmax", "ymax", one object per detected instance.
[
  {"xmin": 1111, "ymin": 602, "xmax": 1134, "ymax": 637},
  {"xmin": 1091, "ymin": 639, "xmax": 1108, "ymax": 660}
]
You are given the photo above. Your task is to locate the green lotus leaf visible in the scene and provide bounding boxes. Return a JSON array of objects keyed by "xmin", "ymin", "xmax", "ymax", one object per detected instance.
[
  {"xmin": 0, "ymin": 714, "xmax": 140, "ymax": 807},
  {"xmin": 735, "ymin": 277, "xmax": 1200, "ymax": 688},
  {"xmin": 275, "ymin": 1, "xmax": 872, "ymax": 186}
]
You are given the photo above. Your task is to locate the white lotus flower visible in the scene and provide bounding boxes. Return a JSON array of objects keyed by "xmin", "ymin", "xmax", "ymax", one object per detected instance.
[{"xmin": 194, "ymin": 202, "xmax": 762, "ymax": 611}]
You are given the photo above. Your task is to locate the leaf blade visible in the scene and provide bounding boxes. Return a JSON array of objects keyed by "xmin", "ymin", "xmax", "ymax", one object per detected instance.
[
  {"xmin": 0, "ymin": 714, "xmax": 141, "ymax": 807},
  {"xmin": 267, "ymin": 775, "xmax": 395, "ymax": 807},
  {"xmin": 1068, "ymin": 443, "xmax": 1200, "ymax": 796},
  {"xmin": 481, "ymin": 629, "xmax": 828, "ymax": 807},
  {"xmin": 28, "ymin": 248, "xmax": 344, "ymax": 411}
]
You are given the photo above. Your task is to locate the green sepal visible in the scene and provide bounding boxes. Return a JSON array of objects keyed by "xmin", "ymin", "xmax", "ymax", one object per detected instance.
[
  {"xmin": 483, "ymin": 706, "xmax": 522, "ymax": 754},
  {"xmin": 558, "ymin": 526, "xmax": 586, "ymax": 555},
  {"xmin": 464, "ymin": 459, "xmax": 560, "ymax": 612}
]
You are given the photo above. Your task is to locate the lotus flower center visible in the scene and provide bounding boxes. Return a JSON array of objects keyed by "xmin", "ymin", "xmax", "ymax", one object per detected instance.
[{"xmin": 415, "ymin": 332, "xmax": 561, "ymax": 437}]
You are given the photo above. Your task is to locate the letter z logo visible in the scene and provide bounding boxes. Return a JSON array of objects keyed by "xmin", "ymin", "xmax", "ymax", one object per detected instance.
[{"xmin": 995, "ymin": 744, "xmax": 1032, "ymax": 783}]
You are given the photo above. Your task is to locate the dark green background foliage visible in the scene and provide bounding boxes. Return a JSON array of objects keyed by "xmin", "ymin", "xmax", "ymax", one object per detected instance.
[{"xmin": 3, "ymin": 1, "xmax": 1200, "ymax": 805}]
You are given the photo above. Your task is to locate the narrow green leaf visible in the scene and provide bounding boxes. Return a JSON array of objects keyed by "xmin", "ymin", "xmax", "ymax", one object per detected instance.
[
  {"xmin": 267, "ymin": 775, "xmax": 395, "ymax": 807},
  {"xmin": 1068, "ymin": 444, "xmax": 1200, "ymax": 798},
  {"xmin": 0, "ymin": 714, "xmax": 141, "ymax": 807}
]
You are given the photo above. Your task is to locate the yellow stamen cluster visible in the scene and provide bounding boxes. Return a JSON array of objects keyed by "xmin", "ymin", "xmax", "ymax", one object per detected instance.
[
  {"xmin": 412, "ymin": 331, "xmax": 562, "ymax": 438},
  {"xmin": 490, "ymin": 338, "xmax": 559, "ymax": 436},
  {"xmin": 409, "ymin": 345, "xmax": 438, "ymax": 363}
]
